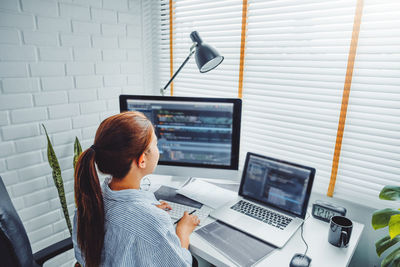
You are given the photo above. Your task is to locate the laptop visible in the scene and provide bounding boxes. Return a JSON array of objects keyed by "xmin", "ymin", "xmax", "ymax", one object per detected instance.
[{"xmin": 210, "ymin": 152, "xmax": 315, "ymax": 248}]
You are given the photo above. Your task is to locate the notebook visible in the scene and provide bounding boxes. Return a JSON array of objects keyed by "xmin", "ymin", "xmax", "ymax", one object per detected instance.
[{"xmin": 210, "ymin": 152, "xmax": 315, "ymax": 248}]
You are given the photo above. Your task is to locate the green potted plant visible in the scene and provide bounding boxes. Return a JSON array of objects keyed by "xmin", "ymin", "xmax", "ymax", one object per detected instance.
[
  {"xmin": 372, "ymin": 186, "xmax": 400, "ymax": 267},
  {"xmin": 42, "ymin": 124, "xmax": 82, "ymax": 236}
]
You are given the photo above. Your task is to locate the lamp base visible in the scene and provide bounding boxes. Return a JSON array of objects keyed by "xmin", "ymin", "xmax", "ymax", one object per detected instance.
[{"xmin": 160, "ymin": 88, "xmax": 166, "ymax": 96}]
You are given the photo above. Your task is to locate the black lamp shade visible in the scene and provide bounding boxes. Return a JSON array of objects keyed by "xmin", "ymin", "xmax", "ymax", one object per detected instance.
[
  {"xmin": 195, "ymin": 44, "xmax": 224, "ymax": 73},
  {"xmin": 190, "ymin": 31, "xmax": 224, "ymax": 73}
]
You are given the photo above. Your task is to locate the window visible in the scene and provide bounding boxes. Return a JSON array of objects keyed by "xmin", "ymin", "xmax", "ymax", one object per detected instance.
[
  {"xmin": 157, "ymin": 0, "xmax": 243, "ymax": 97},
  {"xmin": 333, "ymin": 0, "xmax": 400, "ymax": 206},
  {"xmin": 155, "ymin": 0, "xmax": 400, "ymax": 208},
  {"xmin": 241, "ymin": 0, "xmax": 358, "ymax": 197}
]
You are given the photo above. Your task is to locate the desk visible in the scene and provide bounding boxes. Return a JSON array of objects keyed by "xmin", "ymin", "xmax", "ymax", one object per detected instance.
[{"xmin": 148, "ymin": 175, "xmax": 364, "ymax": 267}]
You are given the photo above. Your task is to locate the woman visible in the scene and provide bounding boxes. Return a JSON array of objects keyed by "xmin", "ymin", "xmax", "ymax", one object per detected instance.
[{"xmin": 73, "ymin": 111, "xmax": 199, "ymax": 267}]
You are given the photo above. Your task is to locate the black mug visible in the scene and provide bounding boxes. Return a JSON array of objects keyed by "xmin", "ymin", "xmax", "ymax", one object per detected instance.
[{"xmin": 328, "ymin": 215, "xmax": 353, "ymax": 248}]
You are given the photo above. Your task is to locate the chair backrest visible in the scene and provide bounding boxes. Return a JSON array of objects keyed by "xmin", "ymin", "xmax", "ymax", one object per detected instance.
[{"xmin": 0, "ymin": 176, "xmax": 39, "ymax": 267}]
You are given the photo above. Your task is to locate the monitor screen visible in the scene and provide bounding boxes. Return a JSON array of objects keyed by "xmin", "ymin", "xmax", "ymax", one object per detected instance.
[
  {"xmin": 239, "ymin": 152, "xmax": 315, "ymax": 218},
  {"xmin": 120, "ymin": 95, "xmax": 242, "ymax": 170}
]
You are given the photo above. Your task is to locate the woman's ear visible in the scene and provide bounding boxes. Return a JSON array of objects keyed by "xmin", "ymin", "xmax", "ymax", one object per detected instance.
[{"xmin": 137, "ymin": 153, "xmax": 146, "ymax": 168}]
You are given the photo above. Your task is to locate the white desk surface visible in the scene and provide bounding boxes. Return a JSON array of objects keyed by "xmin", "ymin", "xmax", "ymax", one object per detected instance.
[{"xmin": 148, "ymin": 174, "xmax": 364, "ymax": 267}]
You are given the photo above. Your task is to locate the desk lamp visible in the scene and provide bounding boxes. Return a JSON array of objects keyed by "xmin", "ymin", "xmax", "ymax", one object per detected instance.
[{"xmin": 160, "ymin": 31, "xmax": 224, "ymax": 96}]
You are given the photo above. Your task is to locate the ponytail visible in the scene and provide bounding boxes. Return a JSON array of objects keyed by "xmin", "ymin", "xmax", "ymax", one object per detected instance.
[
  {"xmin": 74, "ymin": 111, "xmax": 154, "ymax": 266},
  {"xmin": 74, "ymin": 147, "xmax": 104, "ymax": 267}
]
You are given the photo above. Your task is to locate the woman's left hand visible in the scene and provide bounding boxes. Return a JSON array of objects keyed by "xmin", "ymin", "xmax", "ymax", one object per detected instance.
[{"xmin": 156, "ymin": 201, "xmax": 172, "ymax": 211}]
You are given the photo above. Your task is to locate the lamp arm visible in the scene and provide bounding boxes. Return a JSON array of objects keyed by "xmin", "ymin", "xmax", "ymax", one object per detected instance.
[{"xmin": 160, "ymin": 43, "xmax": 197, "ymax": 96}]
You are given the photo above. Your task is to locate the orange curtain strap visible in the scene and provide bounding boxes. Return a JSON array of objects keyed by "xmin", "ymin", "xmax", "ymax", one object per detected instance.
[
  {"xmin": 327, "ymin": 0, "xmax": 364, "ymax": 197},
  {"xmin": 238, "ymin": 0, "xmax": 248, "ymax": 99}
]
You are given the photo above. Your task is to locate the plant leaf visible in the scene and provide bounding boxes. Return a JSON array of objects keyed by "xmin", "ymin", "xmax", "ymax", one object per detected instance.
[
  {"xmin": 73, "ymin": 137, "xmax": 82, "ymax": 171},
  {"xmin": 376, "ymin": 235, "xmax": 400, "ymax": 257},
  {"xmin": 372, "ymin": 209, "xmax": 400, "ymax": 230},
  {"xmin": 380, "ymin": 186, "xmax": 400, "ymax": 201},
  {"xmin": 389, "ymin": 214, "xmax": 400, "ymax": 240},
  {"xmin": 42, "ymin": 124, "xmax": 72, "ymax": 236},
  {"xmin": 382, "ymin": 247, "xmax": 400, "ymax": 267}
]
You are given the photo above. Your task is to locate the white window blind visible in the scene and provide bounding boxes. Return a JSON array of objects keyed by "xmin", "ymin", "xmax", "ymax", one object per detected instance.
[
  {"xmin": 241, "ymin": 0, "xmax": 357, "ymax": 195},
  {"xmin": 156, "ymin": 0, "xmax": 400, "ymax": 208},
  {"xmin": 157, "ymin": 0, "xmax": 243, "ymax": 97},
  {"xmin": 333, "ymin": 0, "xmax": 400, "ymax": 207}
]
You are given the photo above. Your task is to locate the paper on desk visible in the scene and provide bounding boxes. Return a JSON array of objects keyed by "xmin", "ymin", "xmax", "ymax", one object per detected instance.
[
  {"xmin": 197, "ymin": 177, "xmax": 240, "ymax": 185},
  {"xmin": 176, "ymin": 179, "xmax": 237, "ymax": 209},
  {"xmin": 195, "ymin": 177, "xmax": 240, "ymax": 192}
]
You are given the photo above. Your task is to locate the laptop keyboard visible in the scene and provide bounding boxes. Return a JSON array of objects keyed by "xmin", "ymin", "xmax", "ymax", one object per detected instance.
[{"xmin": 230, "ymin": 200, "xmax": 292, "ymax": 230}]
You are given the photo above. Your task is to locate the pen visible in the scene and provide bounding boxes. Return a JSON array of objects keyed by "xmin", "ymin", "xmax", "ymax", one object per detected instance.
[
  {"xmin": 174, "ymin": 210, "xmax": 196, "ymax": 225},
  {"xmin": 181, "ymin": 177, "xmax": 193, "ymax": 188}
]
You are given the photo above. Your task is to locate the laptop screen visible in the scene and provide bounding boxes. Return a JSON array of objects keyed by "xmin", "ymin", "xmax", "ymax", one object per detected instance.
[{"xmin": 239, "ymin": 153, "xmax": 315, "ymax": 219}]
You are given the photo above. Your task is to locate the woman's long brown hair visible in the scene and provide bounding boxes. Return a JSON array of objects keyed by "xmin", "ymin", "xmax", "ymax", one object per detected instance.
[{"xmin": 74, "ymin": 111, "xmax": 153, "ymax": 267}]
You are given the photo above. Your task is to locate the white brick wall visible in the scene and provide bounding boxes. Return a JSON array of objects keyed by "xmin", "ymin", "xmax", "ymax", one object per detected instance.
[
  {"xmin": 23, "ymin": 31, "xmax": 58, "ymax": 46},
  {"xmin": 0, "ymin": 62, "xmax": 28, "ymax": 77},
  {"xmin": 0, "ymin": 0, "xmax": 147, "ymax": 266},
  {"xmin": 30, "ymin": 62, "xmax": 65, "ymax": 76},
  {"xmin": 2, "ymin": 77, "xmax": 40, "ymax": 93},
  {"xmin": 72, "ymin": 21, "xmax": 101, "ymax": 35},
  {"xmin": 0, "ymin": 28, "xmax": 20, "ymax": 44},
  {"xmin": 0, "ymin": 45, "xmax": 37, "ymax": 61}
]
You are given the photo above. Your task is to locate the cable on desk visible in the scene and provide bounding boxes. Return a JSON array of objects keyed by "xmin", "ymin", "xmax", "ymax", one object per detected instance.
[
  {"xmin": 300, "ymin": 212, "xmax": 310, "ymax": 257},
  {"xmin": 300, "ymin": 222, "xmax": 308, "ymax": 256}
]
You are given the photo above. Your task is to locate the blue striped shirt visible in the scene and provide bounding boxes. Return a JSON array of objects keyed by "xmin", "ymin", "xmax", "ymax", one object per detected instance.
[{"xmin": 72, "ymin": 178, "xmax": 192, "ymax": 266}]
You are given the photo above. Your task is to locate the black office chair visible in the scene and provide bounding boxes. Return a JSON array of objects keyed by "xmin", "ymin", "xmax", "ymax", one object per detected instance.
[{"xmin": 0, "ymin": 176, "xmax": 73, "ymax": 267}]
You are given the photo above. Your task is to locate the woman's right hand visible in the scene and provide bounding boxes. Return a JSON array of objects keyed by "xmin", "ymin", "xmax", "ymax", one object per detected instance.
[{"xmin": 176, "ymin": 212, "xmax": 200, "ymax": 249}]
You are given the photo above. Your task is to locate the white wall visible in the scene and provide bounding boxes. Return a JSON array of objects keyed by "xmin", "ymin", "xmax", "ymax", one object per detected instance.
[{"xmin": 0, "ymin": 0, "xmax": 149, "ymax": 265}]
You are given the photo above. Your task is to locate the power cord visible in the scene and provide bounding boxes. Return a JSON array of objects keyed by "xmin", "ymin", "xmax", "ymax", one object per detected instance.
[
  {"xmin": 289, "ymin": 213, "xmax": 312, "ymax": 267},
  {"xmin": 300, "ymin": 221, "xmax": 308, "ymax": 256},
  {"xmin": 300, "ymin": 212, "xmax": 310, "ymax": 257}
]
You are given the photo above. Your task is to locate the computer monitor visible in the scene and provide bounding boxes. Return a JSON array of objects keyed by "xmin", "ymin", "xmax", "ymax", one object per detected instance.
[{"xmin": 119, "ymin": 95, "xmax": 242, "ymax": 179}]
